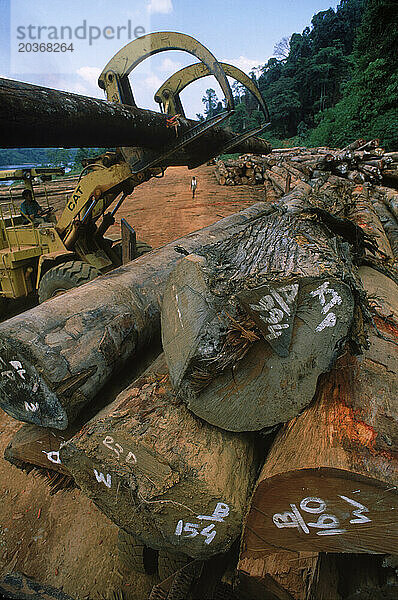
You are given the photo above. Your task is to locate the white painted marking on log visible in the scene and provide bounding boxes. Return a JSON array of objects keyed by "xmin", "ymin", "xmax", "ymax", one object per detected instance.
[
  {"xmin": 322, "ymin": 290, "xmax": 342, "ymax": 315},
  {"xmin": 290, "ymin": 503, "xmax": 310, "ymax": 533},
  {"xmin": 102, "ymin": 436, "xmax": 137, "ymax": 465},
  {"xmin": 175, "ymin": 519, "xmax": 183, "ymax": 536},
  {"xmin": 307, "ymin": 513, "xmax": 343, "ymax": 531},
  {"xmin": 93, "ymin": 469, "xmax": 112, "ymax": 488},
  {"xmin": 315, "ymin": 312, "xmax": 337, "ymax": 332},
  {"xmin": 172, "ymin": 285, "xmax": 183, "ymax": 327},
  {"xmin": 10, "ymin": 361, "xmax": 26, "ymax": 380},
  {"xmin": 265, "ymin": 323, "xmax": 290, "ymax": 340},
  {"xmin": 339, "ymin": 495, "xmax": 371, "ymax": 524},
  {"xmin": 103, "ymin": 436, "xmax": 115, "ymax": 453},
  {"xmin": 273, "ymin": 494, "xmax": 371, "ymax": 537},
  {"xmin": 183, "ymin": 523, "xmax": 200, "ymax": 538},
  {"xmin": 311, "ymin": 282, "xmax": 342, "ymax": 309},
  {"xmin": 174, "ymin": 502, "xmax": 230, "ymax": 545},
  {"xmin": 280, "ymin": 283, "xmax": 299, "ymax": 305},
  {"xmin": 273, "ymin": 505, "xmax": 310, "ymax": 534},
  {"xmin": 300, "ymin": 497, "xmax": 326, "ymax": 514},
  {"xmin": 317, "ymin": 528, "xmax": 347, "ymax": 536},
  {"xmin": 250, "ymin": 283, "xmax": 299, "ymax": 342},
  {"xmin": 197, "ymin": 502, "xmax": 230, "ymax": 522},
  {"xmin": 42, "ymin": 450, "xmax": 61, "ymax": 465},
  {"xmin": 114, "ymin": 443, "xmax": 123, "ymax": 458},
  {"xmin": 265, "ymin": 307, "xmax": 285, "ymax": 325},
  {"xmin": 271, "ymin": 290, "xmax": 291, "ymax": 316},
  {"xmin": 125, "ymin": 451, "xmax": 137, "ymax": 465},
  {"xmin": 201, "ymin": 524, "xmax": 216, "ymax": 544},
  {"xmin": 24, "ymin": 401, "xmax": 39, "ymax": 413},
  {"xmin": 1, "ymin": 371, "xmax": 14, "ymax": 380}
]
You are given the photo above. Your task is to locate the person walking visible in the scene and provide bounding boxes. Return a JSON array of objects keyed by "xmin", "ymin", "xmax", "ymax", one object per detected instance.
[{"xmin": 190, "ymin": 176, "xmax": 197, "ymax": 199}]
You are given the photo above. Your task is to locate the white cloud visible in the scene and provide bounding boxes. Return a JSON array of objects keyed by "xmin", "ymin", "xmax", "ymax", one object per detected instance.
[
  {"xmin": 46, "ymin": 77, "xmax": 91, "ymax": 97},
  {"xmin": 158, "ymin": 57, "xmax": 182, "ymax": 73},
  {"xmin": 225, "ymin": 56, "xmax": 264, "ymax": 75},
  {"xmin": 76, "ymin": 66, "xmax": 102, "ymax": 87},
  {"xmin": 144, "ymin": 73, "xmax": 163, "ymax": 91},
  {"xmin": 68, "ymin": 82, "xmax": 92, "ymax": 96},
  {"xmin": 147, "ymin": 0, "xmax": 173, "ymax": 14}
]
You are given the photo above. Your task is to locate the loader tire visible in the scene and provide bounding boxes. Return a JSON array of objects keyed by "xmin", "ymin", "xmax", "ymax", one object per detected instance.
[
  {"xmin": 38, "ymin": 260, "xmax": 99, "ymax": 303},
  {"xmin": 135, "ymin": 240, "xmax": 152, "ymax": 257},
  {"xmin": 117, "ymin": 530, "xmax": 158, "ymax": 575},
  {"xmin": 111, "ymin": 240, "xmax": 152, "ymax": 263},
  {"xmin": 158, "ymin": 549, "xmax": 189, "ymax": 581}
]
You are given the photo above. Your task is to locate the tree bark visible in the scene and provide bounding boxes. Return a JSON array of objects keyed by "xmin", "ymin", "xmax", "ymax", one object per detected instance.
[
  {"xmin": 161, "ymin": 189, "xmax": 358, "ymax": 432},
  {"xmin": 240, "ymin": 267, "xmax": 398, "ymax": 556},
  {"xmin": 0, "ymin": 573, "xmax": 76, "ymax": 600},
  {"xmin": 371, "ymin": 197, "xmax": 398, "ymax": 261},
  {"xmin": 0, "ymin": 78, "xmax": 271, "ymax": 158},
  {"xmin": 348, "ymin": 185, "xmax": 394, "ymax": 263},
  {"xmin": 237, "ymin": 552, "xmax": 398, "ymax": 600},
  {"xmin": 0, "ymin": 202, "xmax": 277, "ymax": 429},
  {"xmin": 59, "ymin": 354, "xmax": 260, "ymax": 560}
]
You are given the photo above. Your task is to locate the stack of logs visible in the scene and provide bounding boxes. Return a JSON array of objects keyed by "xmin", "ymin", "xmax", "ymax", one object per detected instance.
[
  {"xmin": 215, "ymin": 138, "xmax": 398, "ymax": 194},
  {"xmin": 0, "ymin": 156, "xmax": 397, "ymax": 599}
]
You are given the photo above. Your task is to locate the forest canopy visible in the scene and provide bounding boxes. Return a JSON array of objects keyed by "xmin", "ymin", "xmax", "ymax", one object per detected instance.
[
  {"xmin": 1, "ymin": 0, "xmax": 397, "ymax": 168},
  {"xmin": 200, "ymin": 0, "xmax": 398, "ymax": 150}
]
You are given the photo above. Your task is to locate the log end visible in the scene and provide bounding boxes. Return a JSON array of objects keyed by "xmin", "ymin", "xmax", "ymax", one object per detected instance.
[
  {"xmin": 241, "ymin": 468, "xmax": 398, "ymax": 557},
  {"xmin": 172, "ymin": 277, "xmax": 355, "ymax": 432},
  {"xmin": 0, "ymin": 340, "xmax": 67, "ymax": 429}
]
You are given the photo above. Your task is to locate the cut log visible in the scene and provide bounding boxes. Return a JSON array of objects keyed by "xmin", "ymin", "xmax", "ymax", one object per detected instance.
[
  {"xmin": 383, "ymin": 169, "xmax": 398, "ymax": 181},
  {"xmin": 375, "ymin": 185, "xmax": 398, "ymax": 222},
  {"xmin": 237, "ymin": 551, "xmax": 341, "ymax": 600},
  {"xmin": 348, "ymin": 185, "xmax": 394, "ymax": 263},
  {"xmin": 4, "ymin": 423, "xmax": 72, "ymax": 476},
  {"xmin": 265, "ymin": 170, "xmax": 286, "ymax": 194},
  {"xmin": 240, "ymin": 267, "xmax": 398, "ymax": 556},
  {"xmin": 214, "ymin": 142, "xmax": 397, "ymax": 189},
  {"xmin": 0, "ymin": 78, "xmax": 272, "ymax": 158},
  {"xmin": 264, "ymin": 179, "xmax": 280, "ymax": 203},
  {"xmin": 59, "ymin": 354, "xmax": 260, "ymax": 559},
  {"xmin": 371, "ymin": 197, "xmax": 398, "ymax": 261},
  {"xmin": 334, "ymin": 554, "xmax": 398, "ymax": 600},
  {"xmin": 237, "ymin": 553, "xmax": 398, "ymax": 600},
  {"xmin": 0, "ymin": 201, "xmax": 276, "ymax": 429},
  {"xmin": 4, "ymin": 424, "xmax": 78, "ymax": 494},
  {"xmin": 0, "ymin": 572, "xmax": 76, "ymax": 600},
  {"xmin": 342, "ymin": 139, "xmax": 367, "ymax": 152},
  {"xmin": 272, "ymin": 147, "xmax": 307, "ymax": 153},
  {"xmin": 161, "ymin": 188, "xmax": 358, "ymax": 432}
]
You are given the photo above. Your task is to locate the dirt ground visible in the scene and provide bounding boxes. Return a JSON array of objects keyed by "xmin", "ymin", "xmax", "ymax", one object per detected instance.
[
  {"xmin": 0, "ymin": 165, "xmax": 265, "ymax": 599},
  {"xmin": 106, "ymin": 164, "xmax": 265, "ymax": 249}
]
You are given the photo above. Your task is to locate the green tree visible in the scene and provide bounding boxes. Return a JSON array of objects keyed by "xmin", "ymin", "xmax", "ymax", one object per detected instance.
[
  {"xmin": 308, "ymin": 0, "xmax": 398, "ymax": 149},
  {"xmin": 229, "ymin": 103, "xmax": 251, "ymax": 133},
  {"xmin": 202, "ymin": 88, "xmax": 219, "ymax": 119}
]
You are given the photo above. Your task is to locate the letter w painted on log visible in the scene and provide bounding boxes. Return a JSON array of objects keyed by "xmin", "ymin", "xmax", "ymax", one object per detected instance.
[{"xmin": 93, "ymin": 469, "xmax": 112, "ymax": 488}]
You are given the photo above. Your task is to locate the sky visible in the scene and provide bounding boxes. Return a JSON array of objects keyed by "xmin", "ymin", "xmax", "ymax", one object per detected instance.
[{"xmin": 0, "ymin": 0, "xmax": 340, "ymax": 119}]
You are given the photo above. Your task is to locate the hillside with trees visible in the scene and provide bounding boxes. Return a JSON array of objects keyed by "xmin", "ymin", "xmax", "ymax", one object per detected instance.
[
  {"xmin": 200, "ymin": 0, "xmax": 398, "ymax": 150},
  {"xmin": 0, "ymin": 147, "xmax": 111, "ymax": 169},
  {"xmin": 1, "ymin": 0, "xmax": 396, "ymax": 168}
]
